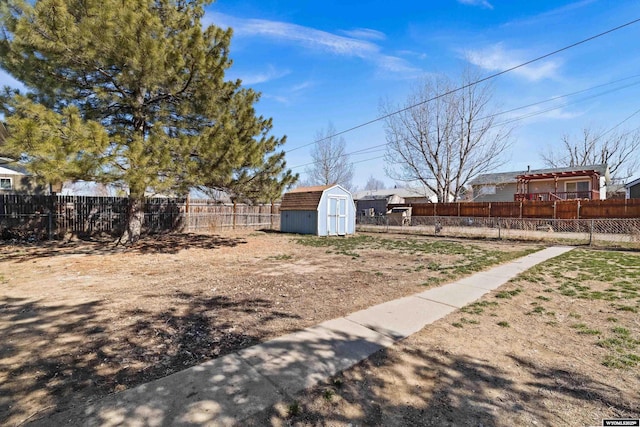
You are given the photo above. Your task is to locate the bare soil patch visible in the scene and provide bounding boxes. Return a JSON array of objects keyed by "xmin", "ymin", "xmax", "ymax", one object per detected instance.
[
  {"xmin": 245, "ymin": 248, "xmax": 640, "ymax": 427},
  {"xmin": 0, "ymin": 231, "xmax": 536, "ymax": 426}
]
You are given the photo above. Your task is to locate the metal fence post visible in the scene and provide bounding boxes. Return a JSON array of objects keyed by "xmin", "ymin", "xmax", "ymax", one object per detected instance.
[
  {"xmin": 589, "ymin": 219, "xmax": 594, "ymax": 246},
  {"xmin": 498, "ymin": 217, "xmax": 501, "ymax": 240}
]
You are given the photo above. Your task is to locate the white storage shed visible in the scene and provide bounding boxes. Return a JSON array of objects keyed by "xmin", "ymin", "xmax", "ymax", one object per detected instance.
[{"xmin": 280, "ymin": 184, "xmax": 356, "ymax": 236}]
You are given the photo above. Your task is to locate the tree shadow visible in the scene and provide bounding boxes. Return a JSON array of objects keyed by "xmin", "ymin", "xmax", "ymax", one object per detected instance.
[
  {"xmin": 0, "ymin": 233, "xmax": 247, "ymax": 262},
  {"xmin": 243, "ymin": 342, "xmax": 638, "ymax": 426},
  {"xmin": 7, "ymin": 310, "xmax": 636, "ymax": 426},
  {"xmin": 0, "ymin": 291, "xmax": 299, "ymax": 426}
]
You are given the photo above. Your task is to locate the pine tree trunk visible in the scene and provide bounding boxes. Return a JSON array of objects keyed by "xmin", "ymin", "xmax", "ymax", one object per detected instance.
[{"xmin": 119, "ymin": 195, "xmax": 144, "ymax": 245}]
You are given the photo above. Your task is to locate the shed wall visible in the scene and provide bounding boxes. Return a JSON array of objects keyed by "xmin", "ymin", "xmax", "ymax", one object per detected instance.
[
  {"xmin": 630, "ymin": 183, "xmax": 640, "ymax": 199},
  {"xmin": 280, "ymin": 210, "xmax": 318, "ymax": 234}
]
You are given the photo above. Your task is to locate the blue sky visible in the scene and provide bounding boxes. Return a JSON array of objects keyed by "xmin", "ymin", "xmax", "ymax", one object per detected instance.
[
  {"xmin": 205, "ymin": 0, "xmax": 640, "ymax": 188},
  {"xmin": 2, "ymin": 0, "xmax": 640, "ymax": 189}
]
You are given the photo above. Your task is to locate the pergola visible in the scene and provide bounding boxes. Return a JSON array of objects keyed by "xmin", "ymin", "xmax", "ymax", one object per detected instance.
[{"xmin": 515, "ymin": 169, "xmax": 601, "ymax": 200}]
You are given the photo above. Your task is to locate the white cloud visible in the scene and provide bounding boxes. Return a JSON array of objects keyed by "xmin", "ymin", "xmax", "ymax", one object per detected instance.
[
  {"xmin": 290, "ymin": 81, "xmax": 315, "ymax": 92},
  {"xmin": 339, "ymin": 28, "xmax": 386, "ymax": 41},
  {"xmin": 503, "ymin": 0, "xmax": 596, "ymax": 27},
  {"xmin": 458, "ymin": 0, "xmax": 494, "ymax": 10},
  {"xmin": 397, "ymin": 50, "xmax": 428, "ymax": 60},
  {"xmin": 237, "ymin": 65, "xmax": 290, "ymax": 85},
  {"xmin": 264, "ymin": 80, "xmax": 316, "ymax": 105},
  {"xmin": 502, "ymin": 103, "xmax": 583, "ymax": 125},
  {"xmin": 465, "ymin": 43, "xmax": 561, "ymax": 81},
  {"xmin": 207, "ymin": 12, "xmax": 419, "ymax": 75}
]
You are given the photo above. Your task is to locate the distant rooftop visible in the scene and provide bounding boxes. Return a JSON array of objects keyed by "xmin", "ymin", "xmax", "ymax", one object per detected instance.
[{"xmin": 352, "ymin": 187, "xmax": 435, "ymax": 200}]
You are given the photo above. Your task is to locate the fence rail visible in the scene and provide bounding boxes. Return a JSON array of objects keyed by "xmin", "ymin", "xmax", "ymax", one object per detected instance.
[{"xmin": 357, "ymin": 215, "xmax": 640, "ymax": 247}]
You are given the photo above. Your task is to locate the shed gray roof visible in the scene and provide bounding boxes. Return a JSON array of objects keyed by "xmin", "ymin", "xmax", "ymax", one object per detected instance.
[{"xmin": 468, "ymin": 164, "xmax": 609, "ymax": 186}]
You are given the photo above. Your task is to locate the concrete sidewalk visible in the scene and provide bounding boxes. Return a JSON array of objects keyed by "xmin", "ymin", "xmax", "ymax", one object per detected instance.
[{"xmin": 33, "ymin": 246, "xmax": 574, "ymax": 427}]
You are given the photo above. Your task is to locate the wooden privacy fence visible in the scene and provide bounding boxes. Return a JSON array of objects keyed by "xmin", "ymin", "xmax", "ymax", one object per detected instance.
[
  {"xmin": 0, "ymin": 194, "xmax": 280, "ymax": 238},
  {"xmin": 389, "ymin": 199, "xmax": 640, "ymax": 219}
]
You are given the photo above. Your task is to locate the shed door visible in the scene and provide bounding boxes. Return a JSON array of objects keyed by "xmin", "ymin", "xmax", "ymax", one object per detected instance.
[{"xmin": 328, "ymin": 196, "xmax": 347, "ymax": 236}]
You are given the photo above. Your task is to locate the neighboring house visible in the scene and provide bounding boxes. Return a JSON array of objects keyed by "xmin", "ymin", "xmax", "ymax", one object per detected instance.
[
  {"xmin": 626, "ymin": 177, "xmax": 640, "ymax": 199},
  {"xmin": 0, "ymin": 163, "xmax": 47, "ymax": 194},
  {"xmin": 280, "ymin": 184, "xmax": 356, "ymax": 236},
  {"xmin": 469, "ymin": 164, "xmax": 609, "ymax": 202},
  {"xmin": 1, "ymin": 124, "xmax": 48, "ymax": 194},
  {"xmin": 352, "ymin": 187, "xmax": 438, "ymax": 216},
  {"xmin": 606, "ymin": 184, "xmax": 627, "ymax": 200}
]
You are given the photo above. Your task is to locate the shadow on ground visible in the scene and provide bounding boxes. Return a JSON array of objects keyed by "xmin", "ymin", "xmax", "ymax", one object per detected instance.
[
  {"xmin": 4, "ymin": 305, "xmax": 635, "ymax": 426},
  {"xmin": 0, "ymin": 290, "xmax": 298, "ymax": 426},
  {"xmin": 0, "ymin": 233, "xmax": 247, "ymax": 262},
  {"xmin": 243, "ymin": 343, "xmax": 638, "ymax": 427}
]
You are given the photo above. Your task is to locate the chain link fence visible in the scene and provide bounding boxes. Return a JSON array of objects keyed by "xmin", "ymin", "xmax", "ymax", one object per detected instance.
[{"xmin": 357, "ymin": 215, "xmax": 640, "ymax": 247}]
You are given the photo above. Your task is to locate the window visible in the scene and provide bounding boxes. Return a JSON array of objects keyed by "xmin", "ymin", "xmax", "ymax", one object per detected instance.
[
  {"xmin": 478, "ymin": 185, "xmax": 496, "ymax": 195},
  {"xmin": 566, "ymin": 181, "xmax": 590, "ymax": 198},
  {"xmin": 0, "ymin": 178, "xmax": 11, "ymax": 190}
]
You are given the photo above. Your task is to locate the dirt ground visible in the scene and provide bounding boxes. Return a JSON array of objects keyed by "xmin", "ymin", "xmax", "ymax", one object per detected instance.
[
  {"xmin": 245, "ymin": 247, "xmax": 640, "ymax": 427},
  {"xmin": 1, "ymin": 231, "xmax": 637, "ymax": 427}
]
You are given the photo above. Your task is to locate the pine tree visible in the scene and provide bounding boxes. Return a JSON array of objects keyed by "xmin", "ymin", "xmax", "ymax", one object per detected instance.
[{"xmin": 0, "ymin": 0, "xmax": 296, "ymax": 243}]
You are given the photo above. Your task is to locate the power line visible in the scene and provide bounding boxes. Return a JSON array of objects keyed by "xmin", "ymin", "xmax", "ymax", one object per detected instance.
[
  {"xmin": 493, "ymin": 79, "xmax": 640, "ymax": 127},
  {"xmin": 601, "ymin": 106, "xmax": 640, "ymax": 137},
  {"xmin": 290, "ymin": 74, "xmax": 640, "ymax": 170},
  {"xmin": 384, "ymin": 106, "xmax": 640, "ymax": 176},
  {"xmin": 286, "ymin": 17, "xmax": 640, "ymax": 154}
]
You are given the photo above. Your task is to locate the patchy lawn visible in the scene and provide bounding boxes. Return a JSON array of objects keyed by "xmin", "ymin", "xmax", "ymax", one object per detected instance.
[
  {"xmin": 245, "ymin": 247, "xmax": 640, "ymax": 427},
  {"xmin": 0, "ymin": 231, "xmax": 537, "ymax": 426}
]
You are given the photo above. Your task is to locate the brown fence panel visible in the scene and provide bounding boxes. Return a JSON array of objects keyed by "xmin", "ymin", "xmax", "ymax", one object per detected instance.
[
  {"xmin": 522, "ymin": 201, "xmax": 555, "ymax": 218},
  {"xmin": 579, "ymin": 199, "xmax": 637, "ymax": 219},
  {"xmin": 56, "ymin": 195, "xmax": 129, "ymax": 235},
  {"xmin": 0, "ymin": 194, "xmax": 51, "ymax": 215},
  {"xmin": 434, "ymin": 203, "xmax": 459, "ymax": 216},
  {"xmin": 627, "ymin": 199, "xmax": 640, "ymax": 217},
  {"xmin": 555, "ymin": 200, "xmax": 579, "ymax": 219},
  {"xmin": 459, "ymin": 202, "xmax": 490, "ymax": 217},
  {"xmin": 407, "ymin": 203, "xmax": 435, "ymax": 216},
  {"xmin": 490, "ymin": 202, "xmax": 522, "ymax": 218},
  {"xmin": 1, "ymin": 194, "xmax": 281, "ymax": 237}
]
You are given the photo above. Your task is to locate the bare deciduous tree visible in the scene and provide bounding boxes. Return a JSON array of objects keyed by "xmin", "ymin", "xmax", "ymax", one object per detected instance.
[
  {"xmin": 304, "ymin": 123, "xmax": 354, "ymax": 190},
  {"xmin": 382, "ymin": 71, "xmax": 512, "ymax": 202},
  {"xmin": 364, "ymin": 175, "xmax": 386, "ymax": 191},
  {"xmin": 541, "ymin": 127, "xmax": 640, "ymax": 183}
]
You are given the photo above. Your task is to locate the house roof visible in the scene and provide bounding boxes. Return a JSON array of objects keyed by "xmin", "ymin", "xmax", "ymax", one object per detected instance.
[
  {"xmin": 352, "ymin": 187, "xmax": 436, "ymax": 201},
  {"xmin": 280, "ymin": 185, "xmax": 334, "ymax": 211},
  {"xmin": 469, "ymin": 164, "xmax": 609, "ymax": 186},
  {"xmin": 625, "ymin": 177, "xmax": 640, "ymax": 188},
  {"xmin": 0, "ymin": 164, "xmax": 29, "ymax": 175}
]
